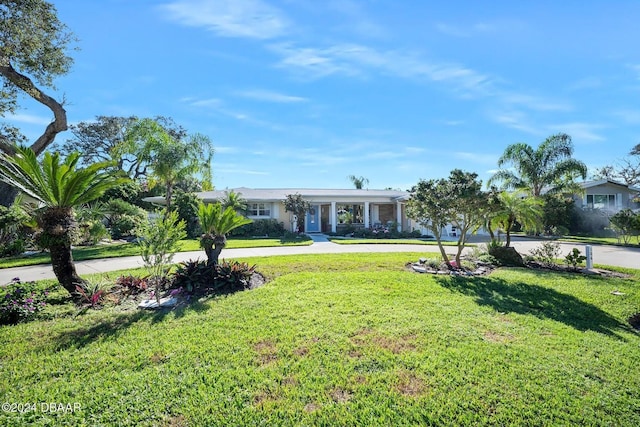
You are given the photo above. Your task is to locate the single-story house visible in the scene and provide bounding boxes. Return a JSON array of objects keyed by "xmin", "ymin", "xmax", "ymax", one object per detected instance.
[
  {"xmin": 575, "ymin": 179, "xmax": 640, "ymax": 212},
  {"xmin": 145, "ymin": 187, "xmax": 419, "ymax": 234}
]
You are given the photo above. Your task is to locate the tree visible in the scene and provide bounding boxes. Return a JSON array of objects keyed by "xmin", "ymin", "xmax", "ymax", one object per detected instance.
[
  {"xmin": 408, "ymin": 170, "xmax": 487, "ymax": 268},
  {"xmin": 407, "ymin": 177, "xmax": 455, "ymax": 268},
  {"xmin": 122, "ymin": 118, "xmax": 213, "ymax": 209},
  {"xmin": 488, "ymin": 133, "xmax": 587, "ymax": 197},
  {"xmin": 609, "ymin": 209, "xmax": 640, "ymax": 244},
  {"xmin": 136, "ymin": 209, "xmax": 186, "ymax": 303},
  {"xmin": 487, "ymin": 191, "xmax": 543, "ymax": 247},
  {"xmin": 592, "ymin": 144, "xmax": 640, "ymax": 187},
  {"xmin": 0, "ymin": 146, "xmax": 126, "ymax": 297},
  {"xmin": 56, "ymin": 115, "xmax": 189, "ymax": 179},
  {"xmin": 197, "ymin": 202, "xmax": 252, "ymax": 266},
  {"xmin": 221, "ymin": 190, "xmax": 248, "ymax": 213},
  {"xmin": 447, "ymin": 170, "xmax": 487, "ymax": 266},
  {"xmin": 348, "ymin": 175, "xmax": 369, "ymax": 189},
  {"xmin": 283, "ymin": 193, "xmax": 311, "ymax": 233},
  {"xmin": 0, "ymin": 0, "xmax": 77, "ymax": 206}
]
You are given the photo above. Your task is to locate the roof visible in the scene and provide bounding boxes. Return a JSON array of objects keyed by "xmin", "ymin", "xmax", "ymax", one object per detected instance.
[
  {"xmin": 580, "ymin": 179, "xmax": 640, "ymax": 192},
  {"xmin": 143, "ymin": 187, "xmax": 409, "ymax": 205}
]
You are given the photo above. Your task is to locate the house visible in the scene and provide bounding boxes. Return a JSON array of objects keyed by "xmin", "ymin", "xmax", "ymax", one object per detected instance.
[
  {"xmin": 145, "ymin": 187, "xmax": 415, "ymax": 233},
  {"xmin": 576, "ymin": 179, "xmax": 640, "ymax": 212}
]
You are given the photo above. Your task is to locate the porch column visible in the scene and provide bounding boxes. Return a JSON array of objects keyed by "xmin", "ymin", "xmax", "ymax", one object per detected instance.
[
  {"xmin": 330, "ymin": 201, "xmax": 337, "ymax": 233},
  {"xmin": 364, "ymin": 201, "xmax": 370, "ymax": 229},
  {"xmin": 396, "ymin": 201, "xmax": 402, "ymax": 232}
]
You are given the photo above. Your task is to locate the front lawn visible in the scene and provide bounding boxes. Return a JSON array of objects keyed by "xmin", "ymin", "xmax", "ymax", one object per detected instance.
[
  {"xmin": 0, "ymin": 236, "xmax": 313, "ymax": 269},
  {"xmin": 329, "ymin": 237, "xmax": 460, "ymax": 246},
  {"xmin": 1, "ymin": 253, "xmax": 639, "ymax": 426}
]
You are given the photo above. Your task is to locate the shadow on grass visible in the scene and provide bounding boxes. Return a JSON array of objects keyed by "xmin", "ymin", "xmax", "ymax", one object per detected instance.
[
  {"xmin": 49, "ymin": 289, "xmax": 243, "ymax": 349},
  {"xmin": 435, "ymin": 275, "xmax": 629, "ymax": 338}
]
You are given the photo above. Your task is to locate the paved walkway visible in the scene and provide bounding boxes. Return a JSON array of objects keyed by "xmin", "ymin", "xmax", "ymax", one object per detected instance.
[{"xmin": 1, "ymin": 235, "xmax": 638, "ymax": 284}]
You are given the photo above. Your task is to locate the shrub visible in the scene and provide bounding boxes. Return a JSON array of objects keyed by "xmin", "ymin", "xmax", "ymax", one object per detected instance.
[
  {"xmin": 0, "ymin": 279, "xmax": 48, "ymax": 325},
  {"xmin": 115, "ymin": 275, "xmax": 149, "ymax": 296},
  {"xmin": 565, "ymin": 248, "xmax": 587, "ymax": 270},
  {"xmin": 171, "ymin": 259, "xmax": 256, "ymax": 295},
  {"xmin": 0, "ymin": 205, "xmax": 30, "ymax": 257},
  {"xmin": 214, "ymin": 260, "xmax": 256, "ymax": 291},
  {"xmin": 75, "ymin": 281, "xmax": 108, "ymax": 308},
  {"xmin": 172, "ymin": 260, "xmax": 214, "ymax": 293},
  {"xmin": 106, "ymin": 199, "xmax": 147, "ymax": 239},
  {"xmin": 529, "ymin": 241, "xmax": 561, "ymax": 267},
  {"xmin": 229, "ymin": 219, "xmax": 286, "ymax": 237},
  {"xmin": 609, "ymin": 209, "xmax": 640, "ymax": 244}
]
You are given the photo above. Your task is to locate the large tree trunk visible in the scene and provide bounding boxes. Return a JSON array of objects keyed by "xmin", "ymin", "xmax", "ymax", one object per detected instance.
[
  {"xmin": 49, "ymin": 242, "xmax": 87, "ymax": 296},
  {"xmin": 0, "ymin": 63, "xmax": 68, "ymax": 207}
]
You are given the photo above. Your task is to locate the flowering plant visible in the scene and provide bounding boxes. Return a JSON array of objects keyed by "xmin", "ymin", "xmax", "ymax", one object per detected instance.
[{"xmin": 0, "ymin": 278, "xmax": 48, "ymax": 325}]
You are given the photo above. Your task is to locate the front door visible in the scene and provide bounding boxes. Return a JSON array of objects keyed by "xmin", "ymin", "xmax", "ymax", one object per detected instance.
[{"xmin": 306, "ymin": 205, "xmax": 320, "ymax": 232}]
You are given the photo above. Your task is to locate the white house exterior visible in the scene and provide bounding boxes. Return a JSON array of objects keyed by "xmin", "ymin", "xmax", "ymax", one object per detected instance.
[
  {"xmin": 575, "ymin": 179, "xmax": 640, "ymax": 212},
  {"xmin": 145, "ymin": 187, "xmax": 416, "ymax": 233}
]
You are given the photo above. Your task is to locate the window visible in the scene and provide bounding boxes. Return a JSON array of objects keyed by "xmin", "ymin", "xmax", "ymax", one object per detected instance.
[
  {"xmin": 248, "ymin": 203, "xmax": 270, "ymax": 217},
  {"xmin": 586, "ymin": 194, "xmax": 616, "ymax": 209}
]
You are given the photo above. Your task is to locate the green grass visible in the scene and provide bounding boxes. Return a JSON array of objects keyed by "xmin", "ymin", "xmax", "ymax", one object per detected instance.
[
  {"xmin": 558, "ymin": 234, "xmax": 640, "ymax": 247},
  {"xmin": 1, "ymin": 253, "xmax": 639, "ymax": 426},
  {"xmin": 329, "ymin": 237, "xmax": 460, "ymax": 246},
  {"xmin": 511, "ymin": 232, "xmax": 640, "ymax": 247},
  {"xmin": 0, "ymin": 236, "xmax": 313, "ymax": 269}
]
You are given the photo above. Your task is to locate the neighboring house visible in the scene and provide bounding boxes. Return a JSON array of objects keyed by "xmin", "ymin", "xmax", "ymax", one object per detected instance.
[
  {"xmin": 575, "ymin": 179, "xmax": 640, "ymax": 212},
  {"xmin": 145, "ymin": 187, "xmax": 415, "ymax": 233}
]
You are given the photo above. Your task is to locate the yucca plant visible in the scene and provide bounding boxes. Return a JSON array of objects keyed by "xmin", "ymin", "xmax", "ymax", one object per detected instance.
[
  {"xmin": 0, "ymin": 146, "xmax": 127, "ymax": 298},
  {"xmin": 197, "ymin": 201, "xmax": 252, "ymax": 266}
]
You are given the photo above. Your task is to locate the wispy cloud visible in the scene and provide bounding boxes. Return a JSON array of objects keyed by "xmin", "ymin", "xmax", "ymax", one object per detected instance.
[
  {"xmin": 566, "ymin": 76, "xmax": 603, "ymax": 91},
  {"xmin": 160, "ymin": 0, "xmax": 288, "ymax": 39},
  {"xmin": 4, "ymin": 113, "xmax": 51, "ymax": 126},
  {"xmin": 613, "ymin": 109, "xmax": 640, "ymax": 124},
  {"xmin": 490, "ymin": 111, "xmax": 538, "ymax": 134},
  {"xmin": 547, "ymin": 122, "xmax": 605, "ymax": 142},
  {"xmin": 235, "ymin": 89, "xmax": 307, "ymax": 103},
  {"xmin": 272, "ymin": 43, "xmax": 494, "ymax": 96},
  {"xmin": 183, "ymin": 97, "xmax": 223, "ymax": 108},
  {"xmin": 327, "ymin": 0, "xmax": 387, "ymax": 39},
  {"xmin": 500, "ymin": 93, "xmax": 572, "ymax": 112}
]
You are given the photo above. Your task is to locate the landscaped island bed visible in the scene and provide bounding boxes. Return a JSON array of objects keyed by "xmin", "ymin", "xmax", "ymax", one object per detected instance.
[{"xmin": 1, "ymin": 252, "xmax": 639, "ymax": 426}]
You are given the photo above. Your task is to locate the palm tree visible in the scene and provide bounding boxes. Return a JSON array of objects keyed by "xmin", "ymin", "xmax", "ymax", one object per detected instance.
[
  {"xmin": 197, "ymin": 201, "xmax": 252, "ymax": 266},
  {"xmin": 489, "ymin": 192, "xmax": 543, "ymax": 247},
  {"xmin": 0, "ymin": 147, "xmax": 127, "ymax": 297},
  {"xmin": 221, "ymin": 190, "xmax": 248, "ymax": 213},
  {"xmin": 488, "ymin": 133, "xmax": 587, "ymax": 197},
  {"xmin": 347, "ymin": 175, "xmax": 369, "ymax": 189}
]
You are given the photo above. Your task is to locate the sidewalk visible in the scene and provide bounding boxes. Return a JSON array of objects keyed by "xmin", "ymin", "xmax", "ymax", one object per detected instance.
[{"xmin": 2, "ymin": 235, "xmax": 638, "ymax": 285}]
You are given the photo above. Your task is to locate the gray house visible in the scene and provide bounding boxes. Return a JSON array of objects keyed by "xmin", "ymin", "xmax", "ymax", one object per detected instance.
[{"xmin": 575, "ymin": 179, "xmax": 640, "ymax": 212}]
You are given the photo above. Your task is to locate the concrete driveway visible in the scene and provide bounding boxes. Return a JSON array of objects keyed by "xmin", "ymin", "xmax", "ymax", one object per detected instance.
[{"xmin": 1, "ymin": 236, "xmax": 638, "ymax": 285}]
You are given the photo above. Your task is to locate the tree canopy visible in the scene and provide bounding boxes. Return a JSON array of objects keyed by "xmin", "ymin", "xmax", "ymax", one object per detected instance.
[
  {"xmin": 407, "ymin": 169, "xmax": 486, "ymax": 268},
  {"xmin": 488, "ymin": 133, "xmax": 587, "ymax": 197},
  {"xmin": 0, "ymin": 0, "xmax": 77, "ymax": 206},
  {"xmin": 120, "ymin": 118, "xmax": 213, "ymax": 208}
]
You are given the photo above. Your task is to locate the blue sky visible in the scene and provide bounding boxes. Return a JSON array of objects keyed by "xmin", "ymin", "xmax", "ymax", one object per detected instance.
[{"xmin": 8, "ymin": 0, "xmax": 640, "ymax": 190}]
